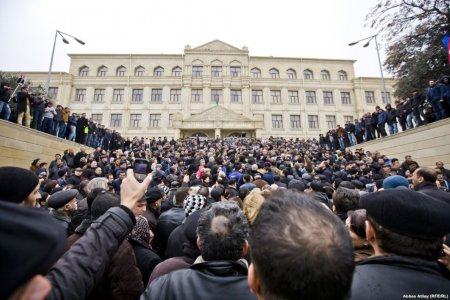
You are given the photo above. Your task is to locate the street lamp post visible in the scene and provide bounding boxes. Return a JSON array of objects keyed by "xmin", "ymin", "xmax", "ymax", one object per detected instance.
[
  {"xmin": 46, "ymin": 30, "xmax": 85, "ymax": 96},
  {"xmin": 349, "ymin": 34, "xmax": 388, "ymax": 104}
]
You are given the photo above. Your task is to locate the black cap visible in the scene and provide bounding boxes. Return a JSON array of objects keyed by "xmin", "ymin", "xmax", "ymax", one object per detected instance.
[
  {"xmin": 47, "ymin": 190, "xmax": 77, "ymax": 209},
  {"xmin": 145, "ymin": 187, "xmax": 164, "ymax": 204},
  {"xmin": 361, "ymin": 189, "xmax": 450, "ymax": 240}
]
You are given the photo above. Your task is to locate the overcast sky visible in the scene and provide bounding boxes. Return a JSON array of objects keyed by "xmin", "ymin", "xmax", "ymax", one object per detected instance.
[{"xmin": 0, "ymin": 0, "xmax": 389, "ymax": 78}]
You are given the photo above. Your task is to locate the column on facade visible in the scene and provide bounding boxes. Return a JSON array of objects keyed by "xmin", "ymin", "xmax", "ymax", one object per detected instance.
[
  {"xmin": 174, "ymin": 128, "xmax": 181, "ymax": 140},
  {"xmin": 242, "ymin": 87, "xmax": 250, "ymax": 118},
  {"xmin": 203, "ymin": 86, "xmax": 211, "ymax": 111},
  {"xmin": 223, "ymin": 87, "xmax": 230, "ymax": 109}
]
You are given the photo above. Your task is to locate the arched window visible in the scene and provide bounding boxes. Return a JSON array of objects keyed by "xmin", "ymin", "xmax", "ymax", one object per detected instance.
[
  {"xmin": 338, "ymin": 70, "xmax": 348, "ymax": 80},
  {"xmin": 172, "ymin": 66, "xmax": 182, "ymax": 76},
  {"xmin": 251, "ymin": 68, "xmax": 261, "ymax": 78},
  {"xmin": 287, "ymin": 69, "xmax": 297, "ymax": 79},
  {"xmin": 79, "ymin": 66, "xmax": 89, "ymax": 77},
  {"xmin": 116, "ymin": 66, "xmax": 127, "ymax": 77},
  {"xmin": 135, "ymin": 66, "xmax": 145, "ymax": 77},
  {"xmin": 97, "ymin": 66, "xmax": 108, "ymax": 77},
  {"xmin": 303, "ymin": 69, "xmax": 313, "ymax": 80},
  {"xmin": 153, "ymin": 66, "xmax": 164, "ymax": 77},
  {"xmin": 320, "ymin": 70, "xmax": 330, "ymax": 80},
  {"xmin": 269, "ymin": 68, "xmax": 280, "ymax": 79}
]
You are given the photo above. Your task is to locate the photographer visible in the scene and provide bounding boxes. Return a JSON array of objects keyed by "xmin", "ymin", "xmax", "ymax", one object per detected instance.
[
  {"xmin": 31, "ymin": 93, "xmax": 47, "ymax": 130},
  {"xmin": 0, "ymin": 82, "xmax": 12, "ymax": 121}
]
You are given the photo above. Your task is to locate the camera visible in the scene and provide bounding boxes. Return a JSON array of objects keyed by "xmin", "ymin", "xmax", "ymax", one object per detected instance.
[{"xmin": 133, "ymin": 158, "xmax": 150, "ymax": 182}]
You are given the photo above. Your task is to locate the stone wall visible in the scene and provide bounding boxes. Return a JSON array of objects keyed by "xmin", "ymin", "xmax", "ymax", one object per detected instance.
[
  {"xmin": 349, "ymin": 118, "xmax": 450, "ymax": 168},
  {"xmin": 0, "ymin": 120, "xmax": 92, "ymax": 169}
]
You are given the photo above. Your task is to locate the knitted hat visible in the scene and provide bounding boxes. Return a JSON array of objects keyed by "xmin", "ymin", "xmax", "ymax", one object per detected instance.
[
  {"xmin": 361, "ymin": 189, "xmax": 450, "ymax": 240},
  {"xmin": 183, "ymin": 194, "xmax": 207, "ymax": 217},
  {"xmin": 47, "ymin": 190, "xmax": 77, "ymax": 209},
  {"xmin": 0, "ymin": 167, "xmax": 39, "ymax": 203},
  {"xmin": 382, "ymin": 175, "xmax": 409, "ymax": 190},
  {"xmin": 91, "ymin": 191, "xmax": 120, "ymax": 220}
]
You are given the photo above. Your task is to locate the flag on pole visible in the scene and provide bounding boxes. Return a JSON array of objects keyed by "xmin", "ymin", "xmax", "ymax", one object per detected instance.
[
  {"xmin": 443, "ymin": 34, "xmax": 449, "ymax": 64},
  {"xmin": 16, "ymin": 74, "xmax": 25, "ymax": 85}
]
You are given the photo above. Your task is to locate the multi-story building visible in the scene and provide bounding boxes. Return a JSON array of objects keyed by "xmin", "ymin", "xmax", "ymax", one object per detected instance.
[{"xmin": 23, "ymin": 40, "xmax": 395, "ymax": 139}]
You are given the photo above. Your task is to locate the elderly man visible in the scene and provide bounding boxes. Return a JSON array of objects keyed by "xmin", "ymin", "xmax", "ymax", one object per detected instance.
[{"xmin": 143, "ymin": 202, "xmax": 255, "ymax": 300}]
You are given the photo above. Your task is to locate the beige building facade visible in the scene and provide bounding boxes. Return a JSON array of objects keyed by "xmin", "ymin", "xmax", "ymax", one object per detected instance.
[{"xmin": 23, "ymin": 40, "xmax": 396, "ymax": 139}]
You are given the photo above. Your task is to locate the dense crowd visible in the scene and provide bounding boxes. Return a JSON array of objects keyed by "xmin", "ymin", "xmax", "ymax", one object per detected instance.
[
  {"xmin": 318, "ymin": 77, "xmax": 450, "ymax": 150},
  {"xmin": 1, "ymin": 135, "xmax": 450, "ymax": 299}
]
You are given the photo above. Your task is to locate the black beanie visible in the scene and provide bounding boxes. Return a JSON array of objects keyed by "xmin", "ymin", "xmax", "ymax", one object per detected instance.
[
  {"xmin": 0, "ymin": 167, "xmax": 39, "ymax": 203},
  {"xmin": 91, "ymin": 191, "xmax": 120, "ymax": 220}
]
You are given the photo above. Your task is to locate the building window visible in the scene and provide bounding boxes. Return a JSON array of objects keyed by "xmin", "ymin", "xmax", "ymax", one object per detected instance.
[
  {"xmin": 153, "ymin": 67, "xmax": 164, "ymax": 77},
  {"xmin": 91, "ymin": 114, "xmax": 103, "ymax": 124},
  {"xmin": 192, "ymin": 66, "xmax": 203, "ymax": 77},
  {"xmin": 341, "ymin": 92, "xmax": 352, "ymax": 105},
  {"xmin": 230, "ymin": 66, "xmax": 241, "ymax": 77},
  {"xmin": 98, "ymin": 66, "xmax": 108, "ymax": 77},
  {"xmin": 321, "ymin": 70, "xmax": 330, "ymax": 80},
  {"xmin": 48, "ymin": 87, "xmax": 58, "ymax": 100},
  {"xmin": 230, "ymin": 90, "xmax": 242, "ymax": 103},
  {"xmin": 290, "ymin": 115, "xmax": 301, "ymax": 128},
  {"xmin": 75, "ymin": 89, "xmax": 86, "ymax": 102},
  {"xmin": 132, "ymin": 89, "xmax": 143, "ymax": 102},
  {"xmin": 326, "ymin": 115, "xmax": 336, "ymax": 129},
  {"xmin": 251, "ymin": 68, "xmax": 261, "ymax": 78},
  {"xmin": 303, "ymin": 69, "xmax": 313, "ymax": 80},
  {"xmin": 381, "ymin": 92, "xmax": 391, "ymax": 104},
  {"xmin": 151, "ymin": 89, "xmax": 163, "ymax": 102},
  {"xmin": 344, "ymin": 115, "xmax": 354, "ymax": 123},
  {"xmin": 110, "ymin": 114, "xmax": 122, "ymax": 128},
  {"xmin": 130, "ymin": 114, "xmax": 141, "ymax": 128},
  {"xmin": 169, "ymin": 114, "xmax": 173, "ymax": 128},
  {"xmin": 211, "ymin": 89, "xmax": 222, "ymax": 104},
  {"xmin": 287, "ymin": 69, "xmax": 297, "ymax": 79},
  {"xmin": 79, "ymin": 66, "xmax": 89, "ymax": 77},
  {"xmin": 288, "ymin": 90, "xmax": 299, "ymax": 104},
  {"xmin": 365, "ymin": 91, "xmax": 375, "ymax": 104},
  {"xmin": 323, "ymin": 91, "xmax": 334, "ymax": 104},
  {"xmin": 338, "ymin": 71, "xmax": 348, "ymax": 80},
  {"xmin": 252, "ymin": 90, "xmax": 263, "ymax": 103},
  {"xmin": 113, "ymin": 89, "xmax": 124, "ymax": 102},
  {"xmin": 117, "ymin": 66, "xmax": 126, "ymax": 77},
  {"xmin": 305, "ymin": 91, "xmax": 317, "ymax": 104},
  {"xmin": 211, "ymin": 66, "xmax": 222, "ymax": 77},
  {"xmin": 191, "ymin": 89, "xmax": 203, "ymax": 103},
  {"xmin": 270, "ymin": 90, "xmax": 282, "ymax": 104},
  {"xmin": 170, "ymin": 89, "xmax": 181, "ymax": 103},
  {"xmin": 172, "ymin": 66, "xmax": 182, "ymax": 76},
  {"xmin": 135, "ymin": 66, "xmax": 145, "ymax": 77},
  {"xmin": 93, "ymin": 89, "xmax": 105, "ymax": 102},
  {"xmin": 149, "ymin": 114, "xmax": 161, "ymax": 128},
  {"xmin": 272, "ymin": 115, "xmax": 283, "ymax": 128},
  {"xmin": 308, "ymin": 115, "xmax": 319, "ymax": 129},
  {"xmin": 269, "ymin": 68, "xmax": 279, "ymax": 78}
]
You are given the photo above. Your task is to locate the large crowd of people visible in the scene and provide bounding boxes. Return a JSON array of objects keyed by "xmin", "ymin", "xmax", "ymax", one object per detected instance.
[{"xmin": 1, "ymin": 134, "xmax": 450, "ymax": 299}]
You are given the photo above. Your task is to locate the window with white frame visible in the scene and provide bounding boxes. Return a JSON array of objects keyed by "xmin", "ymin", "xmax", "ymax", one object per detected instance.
[
  {"xmin": 110, "ymin": 114, "xmax": 122, "ymax": 127},
  {"xmin": 79, "ymin": 67, "xmax": 89, "ymax": 77},
  {"xmin": 91, "ymin": 114, "xmax": 102, "ymax": 124},
  {"xmin": 211, "ymin": 89, "xmax": 222, "ymax": 104},
  {"xmin": 290, "ymin": 115, "xmax": 301, "ymax": 128},
  {"xmin": 172, "ymin": 66, "xmax": 182, "ymax": 76},
  {"xmin": 135, "ymin": 66, "xmax": 145, "ymax": 77},
  {"xmin": 132, "ymin": 89, "xmax": 143, "ymax": 102},
  {"xmin": 230, "ymin": 66, "xmax": 241, "ymax": 77},
  {"xmin": 341, "ymin": 92, "xmax": 352, "ymax": 105},
  {"xmin": 338, "ymin": 71, "xmax": 348, "ymax": 80},
  {"xmin": 252, "ymin": 90, "xmax": 263, "ymax": 103},
  {"xmin": 269, "ymin": 68, "xmax": 279, "ymax": 78},
  {"xmin": 191, "ymin": 89, "xmax": 203, "ymax": 103},
  {"xmin": 117, "ymin": 66, "xmax": 126, "ymax": 77},
  {"xmin": 130, "ymin": 114, "xmax": 141, "ymax": 128},
  {"xmin": 270, "ymin": 90, "xmax": 282, "ymax": 104},
  {"xmin": 153, "ymin": 67, "xmax": 164, "ymax": 77},
  {"xmin": 326, "ymin": 115, "xmax": 336, "ymax": 129},
  {"xmin": 149, "ymin": 114, "xmax": 161, "ymax": 128},
  {"xmin": 230, "ymin": 90, "xmax": 242, "ymax": 103},
  {"xmin": 113, "ymin": 89, "xmax": 124, "ymax": 102},
  {"xmin": 151, "ymin": 89, "xmax": 163, "ymax": 102},
  {"xmin": 93, "ymin": 89, "xmax": 105, "ymax": 102},
  {"xmin": 381, "ymin": 92, "xmax": 391, "ymax": 104},
  {"xmin": 98, "ymin": 66, "xmax": 108, "ymax": 77},
  {"xmin": 365, "ymin": 91, "xmax": 375, "ymax": 104},
  {"xmin": 170, "ymin": 89, "xmax": 181, "ymax": 103},
  {"xmin": 211, "ymin": 66, "xmax": 222, "ymax": 77},
  {"xmin": 272, "ymin": 114, "xmax": 283, "ymax": 128},
  {"xmin": 321, "ymin": 70, "xmax": 330, "ymax": 80},
  {"xmin": 344, "ymin": 115, "xmax": 354, "ymax": 123},
  {"xmin": 305, "ymin": 91, "xmax": 317, "ymax": 104},
  {"xmin": 303, "ymin": 69, "xmax": 313, "ymax": 80},
  {"xmin": 75, "ymin": 89, "xmax": 86, "ymax": 102},
  {"xmin": 192, "ymin": 66, "xmax": 203, "ymax": 77},
  {"xmin": 287, "ymin": 69, "xmax": 297, "ymax": 79},
  {"xmin": 251, "ymin": 68, "xmax": 261, "ymax": 78},
  {"xmin": 323, "ymin": 91, "xmax": 334, "ymax": 104},
  {"xmin": 48, "ymin": 87, "xmax": 58, "ymax": 100},
  {"xmin": 308, "ymin": 115, "xmax": 319, "ymax": 129},
  {"xmin": 288, "ymin": 90, "xmax": 299, "ymax": 104}
]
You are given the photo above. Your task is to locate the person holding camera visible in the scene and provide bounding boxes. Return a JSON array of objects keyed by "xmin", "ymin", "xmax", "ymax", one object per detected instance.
[{"xmin": 0, "ymin": 82, "xmax": 12, "ymax": 121}]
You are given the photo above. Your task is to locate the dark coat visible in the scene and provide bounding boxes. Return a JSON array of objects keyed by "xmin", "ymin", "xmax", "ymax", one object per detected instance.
[
  {"xmin": 16, "ymin": 92, "xmax": 32, "ymax": 113},
  {"xmin": 128, "ymin": 238, "xmax": 161, "ymax": 287},
  {"xmin": 154, "ymin": 206, "xmax": 185, "ymax": 258},
  {"xmin": 351, "ymin": 255, "xmax": 450, "ymax": 300},
  {"xmin": 415, "ymin": 182, "xmax": 450, "ymax": 205},
  {"xmin": 143, "ymin": 260, "xmax": 256, "ymax": 300}
]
